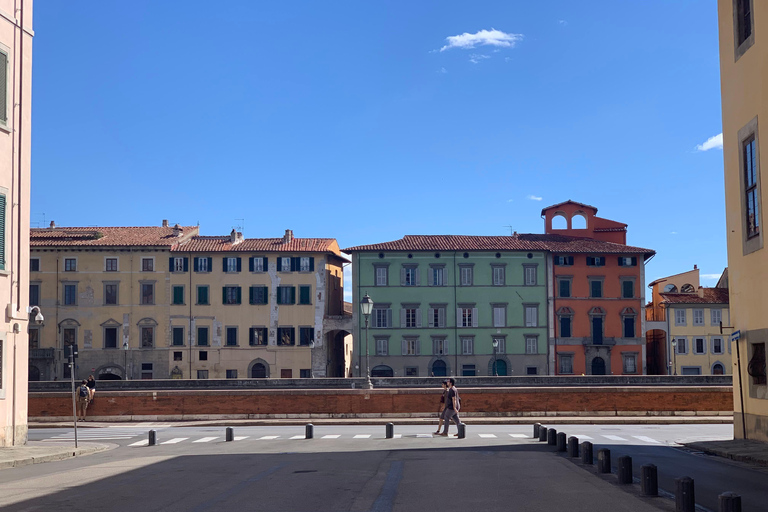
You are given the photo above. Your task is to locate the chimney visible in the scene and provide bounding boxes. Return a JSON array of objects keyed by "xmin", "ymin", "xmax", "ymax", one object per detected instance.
[
  {"xmin": 694, "ymin": 264, "xmax": 698, "ymax": 270},
  {"xmin": 283, "ymin": 229, "xmax": 293, "ymax": 243},
  {"xmin": 162, "ymin": 219, "xmax": 169, "ymax": 227},
  {"xmin": 173, "ymin": 224, "xmax": 183, "ymax": 237},
  {"xmin": 49, "ymin": 221, "xmax": 56, "ymax": 229}
]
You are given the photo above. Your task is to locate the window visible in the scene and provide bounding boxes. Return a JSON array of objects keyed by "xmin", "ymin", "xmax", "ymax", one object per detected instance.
[
  {"xmin": 299, "ymin": 285, "xmax": 311, "ymax": 305},
  {"xmin": 405, "ymin": 367, "xmax": 418, "ymax": 377},
  {"xmin": 711, "ymin": 309, "xmax": 722, "ymax": 327},
  {"xmin": 712, "ymin": 337, "xmax": 724, "ymax": 354},
  {"xmin": 461, "ymin": 337, "xmax": 474, "ymax": 355},
  {"xmin": 623, "ymin": 354, "xmax": 638, "ymax": 374},
  {"xmin": 693, "ymin": 309, "xmax": 705, "ymax": 326},
  {"xmin": 590, "ymin": 279, "xmax": 603, "ymax": 298},
  {"xmin": 749, "ymin": 343, "xmax": 766, "ymax": 385},
  {"xmin": 433, "ymin": 337, "xmax": 448, "ymax": 355},
  {"xmin": 250, "ymin": 286, "xmax": 269, "ymax": 305},
  {"xmin": 694, "ymin": 337, "xmax": 707, "ymax": 354},
  {"xmin": 560, "ymin": 316, "xmax": 572, "ymax": 338},
  {"xmin": 458, "ymin": 307, "xmax": 477, "ymax": 327},
  {"xmin": 675, "ymin": 338, "xmax": 688, "ymax": 354},
  {"xmin": 735, "ymin": 0, "xmax": 754, "ymax": 49},
  {"xmin": 299, "ymin": 327, "xmax": 314, "ymax": 346},
  {"xmin": 558, "ymin": 278, "xmax": 571, "ymax": 298},
  {"xmin": 492, "ymin": 337, "xmax": 506, "ymax": 354},
  {"xmin": 141, "ymin": 258, "xmax": 154, "ymax": 271},
  {"xmin": 106, "ymin": 258, "xmax": 118, "ymax": 272},
  {"xmin": 28, "ymin": 327, "xmax": 39, "ymax": 349},
  {"xmin": 276, "ymin": 286, "xmax": 295, "ymax": 305},
  {"xmin": 30, "ymin": 258, "xmax": 40, "ymax": 272},
  {"xmin": 174, "ymin": 351, "xmax": 183, "ymax": 361},
  {"xmin": 222, "ymin": 257, "xmax": 238, "ymax": 273},
  {"xmin": 141, "ymin": 283, "xmax": 154, "ymax": 305},
  {"xmin": 140, "ymin": 327, "xmax": 154, "ymax": 348},
  {"xmin": 462, "ymin": 365, "xmax": 476, "ymax": 376},
  {"xmin": 279, "ymin": 257, "xmax": 291, "ymax": 271},
  {"xmin": 526, "ymin": 367, "xmax": 538, "ymax": 375},
  {"xmin": 172, "ymin": 257, "xmax": 187, "ymax": 273},
  {"xmin": 29, "ymin": 283, "xmax": 40, "ymax": 307},
  {"xmin": 376, "ymin": 337, "xmax": 389, "ymax": 355},
  {"xmin": 559, "ymin": 354, "xmax": 574, "ymax": 374},
  {"xmin": 618, "ymin": 257, "xmax": 638, "ymax": 267},
  {"xmin": 195, "ymin": 257, "xmax": 211, "ymax": 272},
  {"xmin": 104, "ymin": 283, "xmax": 118, "ymax": 305},
  {"xmin": 744, "ymin": 135, "xmax": 760, "ymax": 239},
  {"xmin": 64, "ymin": 284, "xmax": 77, "ymax": 305},
  {"xmin": 226, "ymin": 370, "xmax": 238, "ymax": 379},
  {"xmin": 403, "ymin": 307, "xmax": 419, "ymax": 328},
  {"xmin": 402, "ymin": 265, "xmax": 419, "ymax": 286},
  {"xmin": 492, "ymin": 265, "xmax": 505, "ymax": 286},
  {"xmin": 277, "ymin": 327, "xmax": 295, "ymax": 346},
  {"xmin": 226, "ymin": 327, "xmax": 238, "ymax": 346},
  {"xmin": 249, "ymin": 327, "xmax": 268, "ymax": 346},
  {"xmin": 250, "ymin": 256, "xmax": 267, "ymax": 272},
  {"xmin": 428, "ymin": 305, "xmax": 446, "ymax": 328},
  {"xmin": 197, "ymin": 327, "xmax": 209, "ymax": 346},
  {"xmin": 199, "ymin": 351, "xmax": 208, "ymax": 361},
  {"xmin": 682, "ymin": 367, "xmax": 702, "ymax": 376},
  {"xmin": 64, "ymin": 258, "xmax": 77, "ymax": 272},
  {"xmin": 300, "ymin": 369, "xmax": 312, "ymax": 378},
  {"xmin": 141, "ymin": 363, "xmax": 153, "ymax": 380},
  {"xmin": 223, "ymin": 286, "xmax": 242, "ymax": 305},
  {"xmin": 172, "ymin": 327, "xmax": 184, "ymax": 346},
  {"xmin": 623, "ymin": 316, "xmax": 635, "ymax": 338},
  {"xmin": 524, "ymin": 305, "xmax": 538, "ymax": 327},
  {"xmin": 373, "ymin": 307, "xmax": 392, "ymax": 328},
  {"xmin": 525, "ymin": 337, "xmax": 538, "ymax": 354},
  {"xmin": 621, "ymin": 279, "xmax": 634, "ymax": 299},
  {"xmin": 459, "ymin": 265, "xmax": 473, "ymax": 286},
  {"xmin": 104, "ymin": 327, "xmax": 118, "ymax": 349},
  {"xmin": 586, "ymin": 256, "xmax": 605, "ymax": 267},
  {"xmin": 492, "ymin": 306, "xmax": 506, "ymax": 328},
  {"xmin": 172, "ymin": 285, "xmax": 184, "ymax": 305},
  {"xmin": 197, "ymin": 370, "xmax": 209, "ymax": 379},
  {"xmin": 429, "ymin": 266, "xmax": 445, "ymax": 286},
  {"xmin": 299, "ymin": 257, "xmax": 312, "ymax": 272},
  {"xmin": 402, "ymin": 338, "xmax": 419, "ymax": 355},
  {"xmin": 375, "ymin": 265, "xmax": 388, "ymax": 286},
  {"xmin": 555, "ymin": 256, "xmax": 574, "ymax": 266},
  {"xmin": 674, "ymin": 309, "xmax": 686, "ymax": 326},
  {"xmin": 197, "ymin": 285, "xmax": 209, "ymax": 305},
  {"xmin": 523, "ymin": 265, "xmax": 537, "ymax": 286}
]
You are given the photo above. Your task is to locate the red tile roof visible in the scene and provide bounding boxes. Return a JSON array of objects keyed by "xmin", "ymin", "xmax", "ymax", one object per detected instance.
[
  {"xmin": 660, "ymin": 288, "xmax": 730, "ymax": 305},
  {"xmin": 172, "ymin": 236, "xmax": 342, "ymax": 255},
  {"xmin": 541, "ymin": 200, "xmax": 598, "ymax": 215},
  {"xmin": 30, "ymin": 226, "xmax": 199, "ymax": 247},
  {"xmin": 343, "ymin": 234, "xmax": 654, "ymax": 257}
]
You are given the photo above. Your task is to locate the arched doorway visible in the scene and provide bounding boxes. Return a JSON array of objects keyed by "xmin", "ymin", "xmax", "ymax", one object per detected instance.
[
  {"xmin": 591, "ymin": 357, "xmax": 606, "ymax": 375},
  {"xmin": 494, "ymin": 359, "xmax": 508, "ymax": 376},
  {"xmin": 251, "ymin": 363, "xmax": 267, "ymax": 378},
  {"xmin": 99, "ymin": 373, "xmax": 122, "ymax": 381},
  {"xmin": 431, "ymin": 360, "xmax": 447, "ymax": 377},
  {"xmin": 371, "ymin": 365, "xmax": 394, "ymax": 377},
  {"xmin": 712, "ymin": 363, "xmax": 725, "ymax": 375},
  {"xmin": 29, "ymin": 365, "xmax": 40, "ymax": 381}
]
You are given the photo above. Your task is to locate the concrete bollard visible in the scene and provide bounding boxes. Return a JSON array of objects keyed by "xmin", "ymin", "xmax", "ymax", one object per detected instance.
[
  {"xmin": 547, "ymin": 428, "xmax": 557, "ymax": 445},
  {"xmin": 148, "ymin": 430, "xmax": 157, "ymax": 446},
  {"xmin": 718, "ymin": 492, "xmax": 742, "ymax": 512},
  {"xmin": 675, "ymin": 477, "xmax": 695, "ymax": 512},
  {"xmin": 533, "ymin": 423, "xmax": 541, "ymax": 438},
  {"xmin": 617, "ymin": 456, "xmax": 633, "ymax": 484},
  {"xmin": 556, "ymin": 432, "xmax": 567, "ymax": 452},
  {"xmin": 386, "ymin": 423, "xmax": 394, "ymax": 439},
  {"xmin": 225, "ymin": 427, "xmax": 234, "ymax": 442},
  {"xmin": 567, "ymin": 437, "xmax": 579, "ymax": 458},
  {"xmin": 641, "ymin": 464, "xmax": 658, "ymax": 496},
  {"xmin": 538, "ymin": 427, "xmax": 548, "ymax": 442},
  {"xmin": 305, "ymin": 423, "xmax": 314, "ymax": 439},
  {"xmin": 581, "ymin": 442, "xmax": 593, "ymax": 464},
  {"xmin": 458, "ymin": 423, "xmax": 466, "ymax": 439},
  {"xmin": 597, "ymin": 448, "xmax": 611, "ymax": 474}
]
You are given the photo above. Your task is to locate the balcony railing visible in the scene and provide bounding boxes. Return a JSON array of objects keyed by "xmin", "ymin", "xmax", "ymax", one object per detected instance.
[{"xmin": 29, "ymin": 348, "xmax": 55, "ymax": 359}]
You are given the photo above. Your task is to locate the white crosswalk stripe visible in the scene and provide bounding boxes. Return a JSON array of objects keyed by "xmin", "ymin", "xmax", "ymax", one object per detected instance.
[
  {"xmin": 478, "ymin": 434, "xmax": 497, "ymax": 438},
  {"xmin": 632, "ymin": 436, "xmax": 661, "ymax": 444},
  {"xmin": 321, "ymin": 435, "xmax": 341, "ymax": 439},
  {"xmin": 161, "ymin": 438, "xmax": 188, "ymax": 445},
  {"xmin": 129, "ymin": 440, "xmax": 149, "ymax": 447},
  {"xmin": 290, "ymin": 435, "xmax": 305, "ymax": 439},
  {"xmin": 43, "ymin": 428, "xmax": 144, "ymax": 441},
  {"xmin": 193, "ymin": 437, "xmax": 219, "ymax": 443},
  {"xmin": 416, "ymin": 434, "xmax": 433, "ymax": 438},
  {"xmin": 233, "ymin": 436, "xmax": 249, "ymax": 441},
  {"xmin": 393, "ymin": 434, "xmax": 402, "ymax": 439},
  {"xmin": 602, "ymin": 435, "xmax": 627, "ymax": 441},
  {"xmin": 508, "ymin": 434, "xmax": 527, "ymax": 438},
  {"xmin": 571, "ymin": 435, "xmax": 593, "ymax": 440},
  {"xmin": 353, "ymin": 434, "xmax": 371, "ymax": 439},
  {"xmin": 259, "ymin": 436, "xmax": 280, "ymax": 440}
]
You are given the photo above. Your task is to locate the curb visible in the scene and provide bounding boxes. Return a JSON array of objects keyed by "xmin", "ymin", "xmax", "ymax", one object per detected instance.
[
  {"xmin": 0, "ymin": 443, "xmax": 113, "ymax": 470},
  {"xmin": 684, "ymin": 441, "xmax": 768, "ymax": 467}
]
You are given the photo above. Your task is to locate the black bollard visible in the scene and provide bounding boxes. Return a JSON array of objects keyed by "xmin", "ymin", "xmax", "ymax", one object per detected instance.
[
  {"xmin": 547, "ymin": 428, "xmax": 557, "ymax": 445},
  {"xmin": 556, "ymin": 432, "xmax": 567, "ymax": 452},
  {"xmin": 225, "ymin": 427, "xmax": 234, "ymax": 442},
  {"xmin": 641, "ymin": 464, "xmax": 658, "ymax": 496},
  {"xmin": 386, "ymin": 423, "xmax": 394, "ymax": 439},
  {"xmin": 567, "ymin": 437, "xmax": 579, "ymax": 458},
  {"xmin": 675, "ymin": 477, "xmax": 695, "ymax": 512},
  {"xmin": 305, "ymin": 423, "xmax": 314, "ymax": 439},
  {"xmin": 617, "ymin": 456, "xmax": 633, "ymax": 484},
  {"xmin": 148, "ymin": 430, "xmax": 157, "ymax": 446},
  {"xmin": 533, "ymin": 423, "xmax": 541, "ymax": 438},
  {"xmin": 597, "ymin": 448, "xmax": 611, "ymax": 474},
  {"xmin": 458, "ymin": 423, "xmax": 466, "ymax": 439},
  {"xmin": 581, "ymin": 441, "xmax": 593, "ymax": 464},
  {"xmin": 718, "ymin": 492, "xmax": 742, "ymax": 512},
  {"xmin": 538, "ymin": 427, "xmax": 548, "ymax": 442}
]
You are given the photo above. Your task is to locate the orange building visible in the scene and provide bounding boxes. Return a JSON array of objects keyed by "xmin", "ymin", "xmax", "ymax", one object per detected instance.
[{"xmin": 543, "ymin": 201, "xmax": 654, "ymax": 375}]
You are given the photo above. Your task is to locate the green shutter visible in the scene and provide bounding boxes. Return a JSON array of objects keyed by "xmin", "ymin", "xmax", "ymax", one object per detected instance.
[
  {"xmin": 263, "ymin": 257, "xmax": 268, "ymax": 271},
  {"xmin": 237, "ymin": 258, "xmax": 242, "ymax": 272},
  {"xmin": 290, "ymin": 287, "xmax": 296, "ymax": 304},
  {"xmin": 194, "ymin": 257, "xmax": 199, "ymax": 272},
  {"xmin": 276, "ymin": 287, "xmax": 282, "ymax": 304},
  {"xmin": 0, "ymin": 194, "xmax": 6, "ymax": 270},
  {"xmin": 249, "ymin": 257, "xmax": 254, "ymax": 272},
  {"xmin": 183, "ymin": 258, "xmax": 189, "ymax": 272},
  {"xmin": 300, "ymin": 286, "xmax": 310, "ymax": 304},
  {"xmin": 236, "ymin": 287, "xmax": 242, "ymax": 304},
  {"xmin": 309, "ymin": 257, "xmax": 315, "ymax": 271},
  {"xmin": 277, "ymin": 258, "xmax": 282, "ymax": 271},
  {"xmin": 207, "ymin": 257, "xmax": 212, "ymax": 271},
  {"xmin": 249, "ymin": 286, "xmax": 254, "ymax": 304},
  {"xmin": 223, "ymin": 258, "xmax": 228, "ymax": 272},
  {"xmin": 223, "ymin": 287, "xmax": 228, "ymax": 304},
  {"xmin": 262, "ymin": 287, "xmax": 268, "ymax": 304},
  {"xmin": 169, "ymin": 257, "xmax": 174, "ymax": 271},
  {"xmin": 0, "ymin": 52, "xmax": 7, "ymax": 123}
]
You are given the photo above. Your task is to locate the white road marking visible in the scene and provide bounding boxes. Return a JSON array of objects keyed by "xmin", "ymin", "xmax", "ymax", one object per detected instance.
[
  {"xmin": 233, "ymin": 436, "xmax": 249, "ymax": 441},
  {"xmin": 393, "ymin": 434, "xmax": 402, "ymax": 439},
  {"xmin": 259, "ymin": 435, "xmax": 280, "ymax": 440},
  {"xmin": 508, "ymin": 434, "xmax": 527, "ymax": 438},
  {"xmin": 161, "ymin": 438, "xmax": 189, "ymax": 444},
  {"xmin": 321, "ymin": 435, "xmax": 341, "ymax": 439},
  {"xmin": 571, "ymin": 435, "xmax": 593, "ymax": 440},
  {"xmin": 603, "ymin": 435, "xmax": 627, "ymax": 441},
  {"xmin": 131, "ymin": 423, "xmax": 172, "ymax": 428},
  {"xmin": 478, "ymin": 434, "xmax": 497, "ymax": 438},
  {"xmin": 290, "ymin": 435, "xmax": 305, "ymax": 439},
  {"xmin": 129, "ymin": 440, "xmax": 149, "ymax": 447},
  {"xmin": 632, "ymin": 436, "xmax": 661, "ymax": 444},
  {"xmin": 415, "ymin": 434, "xmax": 433, "ymax": 438},
  {"xmin": 354, "ymin": 434, "xmax": 371, "ymax": 439},
  {"xmin": 193, "ymin": 437, "xmax": 219, "ymax": 443}
]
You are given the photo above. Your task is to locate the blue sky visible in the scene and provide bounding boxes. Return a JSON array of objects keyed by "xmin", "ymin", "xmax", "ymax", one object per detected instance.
[{"xmin": 31, "ymin": 1, "xmax": 725, "ymax": 301}]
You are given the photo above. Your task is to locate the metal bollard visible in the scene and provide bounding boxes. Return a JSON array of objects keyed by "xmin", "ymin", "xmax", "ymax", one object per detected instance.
[
  {"xmin": 718, "ymin": 492, "xmax": 742, "ymax": 512},
  {"xmin": 641, "ymin": 464, "xmax": 658, "ymax": 496},
  {"xmin": 547, "ymin": 428, "xmax": 557, "ymax": 445},
  {"xmin": 617, "ymin": 456, "xmax": 633, "ymax": 484},
  {"xmin": 597, "ymin": 448, "xmax": 611, "ymax": 474},
  {"xmin": 533, "ymin": 423, "xmax": 541, "ymax": 438},
  {"xmin": 148, "ymin": 430, "xmax": 157, "ymax": 446},
  {"xmin": 458, "ymin": 423, "xmax": 466, "ymax": 439},
  {"xmin": 305, "ymin": 423, "xmax": 314, "ymax": 439},
  {"xmin": 581, "ymin": 441, "xmax": 593, "ymax": 464},
  {"xmin": 675, "ymin": 477, "xmax": 695, "ymax": 512},
  {"xmin": 538, "ymin": 427, "xmax": 548, "ymax": 442},
  {"xmin": 225, "ymin": 427, "xmax": 234, "ymax": 442},
  {"xmin": 567, "ymin": 437, "xmax": 580, "ymax": 458},
  {"xmin": 556, "ymin": 432, "xmax": 567, "ymax": 452},
  {"xmin": 386, "ymin": 423, "xmax": 394, "ymax": 439}
]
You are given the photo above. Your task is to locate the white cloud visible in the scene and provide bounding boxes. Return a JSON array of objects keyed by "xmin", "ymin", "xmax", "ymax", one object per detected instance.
[
  {"xmin": 440, "ymin": 29, "xmax": 523, "ymax": 52},
  {"xmin": 696, "ymin": 133, "xmax": 723, "ymax": 152},
  {"xmin": 527, "ymin": 195, "xmax": 543, "ymax": 201},
  {"xmin": 507, "ymin": 199, "xmax": 514, "ymax": 203},
  {"xmin": 558, "ymin": 20, "xmax": 568, "ymax": 26},
  {"xmin": 469, "ymin": 53, "xmax": 490, "ymax": 64},
  {"xmin": 670, "ymin": 231, "xmax": 678, "ymax": 235},
  {"xmin": 701, "ymin": 273, "xmax": 722, "ymax": 280},
  {"xmin": 438, "ymin": 67, "xmax": 447, "ymax": 74}
]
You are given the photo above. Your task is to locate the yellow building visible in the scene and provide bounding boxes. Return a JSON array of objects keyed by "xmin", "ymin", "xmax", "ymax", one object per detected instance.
[
  {"xmin": 30, "ymin": 224, "xmax": 351, "ymax": 381},
  {"xmin": 718, "ymin": 0, "xmax": 768, "ymax": 440}
]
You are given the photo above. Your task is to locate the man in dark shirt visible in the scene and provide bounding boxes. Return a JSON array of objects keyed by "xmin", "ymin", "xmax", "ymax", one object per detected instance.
[{"xmin": 437, "ymin": 378, "xmax": 460, "ymax": 436}]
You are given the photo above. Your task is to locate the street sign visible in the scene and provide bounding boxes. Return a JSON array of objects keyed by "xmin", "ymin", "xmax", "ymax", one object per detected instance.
[{"xmin": 731, "ymin": 330, "xmax": 741, "ymax": 341}]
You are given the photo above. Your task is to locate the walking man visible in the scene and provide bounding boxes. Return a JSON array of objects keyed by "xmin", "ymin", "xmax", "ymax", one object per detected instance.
[
  {"xmin": 76, "ymin": 379, "xmax": 90, "ymax": 421},
  {"xmin": 437, "ymin": 378, "xmax": 460, "ymax": 436}
]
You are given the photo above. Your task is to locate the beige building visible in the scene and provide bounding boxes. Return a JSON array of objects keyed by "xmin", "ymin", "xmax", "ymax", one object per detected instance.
[
  {"xmin": 29, "ymin": 225, "xmax": 351, "ymax": 381},
  {"xmin": 718, "ymin": 0, "xmax": 768, "ymax": 440},
  {"xmin": 0, "ymin": 0, "xmax": 32, "ymax": 447}
]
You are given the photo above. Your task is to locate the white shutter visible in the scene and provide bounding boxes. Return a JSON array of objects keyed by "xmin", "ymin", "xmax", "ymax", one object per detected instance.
[
  {"xmin": 387, "ymin": 309, "xmax": 393, "ymax": 328},
  {"xmin": 457, "ymin": 308, "xmax": 463, "ymax": 327},
  {"xmin": 416, "ymin": 309, "xmax": 422, "ymax": 328},
  {"xmin": 428, "ymin": 308, "xmax": 435, "ymax": 327},
  {"xmin": 415, "ymin": 340, "xmax": 421, "ymax": 355},
  {"xmin": 401, "ymin": 339, "xmax": 407, "ymax": 354},
  {"xmin": 472, "ymin": 308, "xmax": 478, "ymax": 327},
  {"xmin": 428, "ymin": 269, "xmax": 434, "ymax": 286},
  {"xmin": 415, "ymin": 268, "xmax": 420, "ymax": 286},
  {"xmin": 400, "ymin": 268, "xmax": 406, "ymax": 286},
  {"xmin": 438, "ymin": 308, "xmax": 445, "ymax": 328},
  {"xmin": 400, "ymin": 309, "xmax": 406, "ymax": 328}
]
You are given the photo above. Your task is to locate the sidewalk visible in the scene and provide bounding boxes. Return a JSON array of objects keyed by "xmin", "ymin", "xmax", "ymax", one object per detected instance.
[
  {"xmin": 0, "ymin": 441, "xmax": 112, "ymax": 470},
  {"xmin": 684, "ymin": 438, "xmax": 768, "ymax": 467}
]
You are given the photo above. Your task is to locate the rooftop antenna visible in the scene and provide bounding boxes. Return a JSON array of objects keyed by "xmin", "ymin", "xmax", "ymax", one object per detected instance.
[
  {"xmin": 504, "ymin": 225, "xmax": 515, "ymax": 235},
  {"xmin": 234, "ymin": 218, "xmax": 244, "ymax": 233}
]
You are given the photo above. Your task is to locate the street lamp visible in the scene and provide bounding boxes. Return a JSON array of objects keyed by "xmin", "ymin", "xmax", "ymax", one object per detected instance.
[
  {"xmin": 492, "ymin": 339, "xmax": 498, "ymax": 377},
  {"xmin": 671, "ymin": 339, "xmax": 677, "ymax": 376},
  {"xmin": 360, "ymin": 293, "xmax": 374, "ymax": 390}
]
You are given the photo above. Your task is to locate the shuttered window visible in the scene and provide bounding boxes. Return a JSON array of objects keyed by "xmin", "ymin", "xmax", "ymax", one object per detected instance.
[
  {"xmin": 249, "ymin": 286, "xmax": 268, "ymax": 305},
  {"xmin": 0, "ymin": 51, "xmax": 7, "ymax": 125},
  {"xmin": 299, "ymin": 285, "xmax": 311, "ymax": 305},
  {"xmin": 524, "ymin": 306, "xmax": 538, "ymax": 327}
]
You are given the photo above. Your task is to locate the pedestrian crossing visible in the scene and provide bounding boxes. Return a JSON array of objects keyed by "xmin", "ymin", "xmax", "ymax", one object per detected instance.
[{"xmin": 43, "ymin": 428, "xmax": 147, "ymax": 442}]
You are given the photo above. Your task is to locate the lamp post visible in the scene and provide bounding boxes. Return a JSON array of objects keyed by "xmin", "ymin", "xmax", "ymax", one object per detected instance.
[
  {"xmin": 360, "ymin": 293, "xmax": 374, "ymax": 390},
  {"xmin": 671, "ymin": 339, "xmax": 677, "ymax": 376},
  {"xmin": 492, "ymin": 339, "xmax": 498, "ymax": 376}
]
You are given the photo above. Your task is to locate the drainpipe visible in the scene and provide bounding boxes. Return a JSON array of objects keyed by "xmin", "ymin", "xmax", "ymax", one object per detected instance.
[
  {"xmin": 15, "ymin": 0, "xmax": 24, "ymax": 310},
  {"xmin": 189, "ymin": 251, "xmax": 193, "ymax": 379}
]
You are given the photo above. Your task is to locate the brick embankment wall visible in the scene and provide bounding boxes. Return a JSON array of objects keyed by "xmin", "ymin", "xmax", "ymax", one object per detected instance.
[{"xmin": 29, "ymin": 386, "xmax": 734, "ymax": 420}]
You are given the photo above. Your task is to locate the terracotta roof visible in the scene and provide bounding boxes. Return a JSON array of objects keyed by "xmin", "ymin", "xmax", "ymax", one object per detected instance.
[
  {"xmin": 31, "ymin": 226, "xmax": 199, "ymax": 247},
  {"xmin": 172, "ymin": 236, "xmax": 341, "ymax": 255},
  {"xmin": 593, "ymin": 227, "xmax": 627, "ymax": 232},
  {"xmin": 343, "ymin": 233, "xmax": 654, "ymax": 257},
  {"xmin": 541, "ymin": 200, "xmax": 598, "ymax": 215},
  {"xmin": 660, "ymin": 288, "xmax": 729, "ymax": 305}
]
